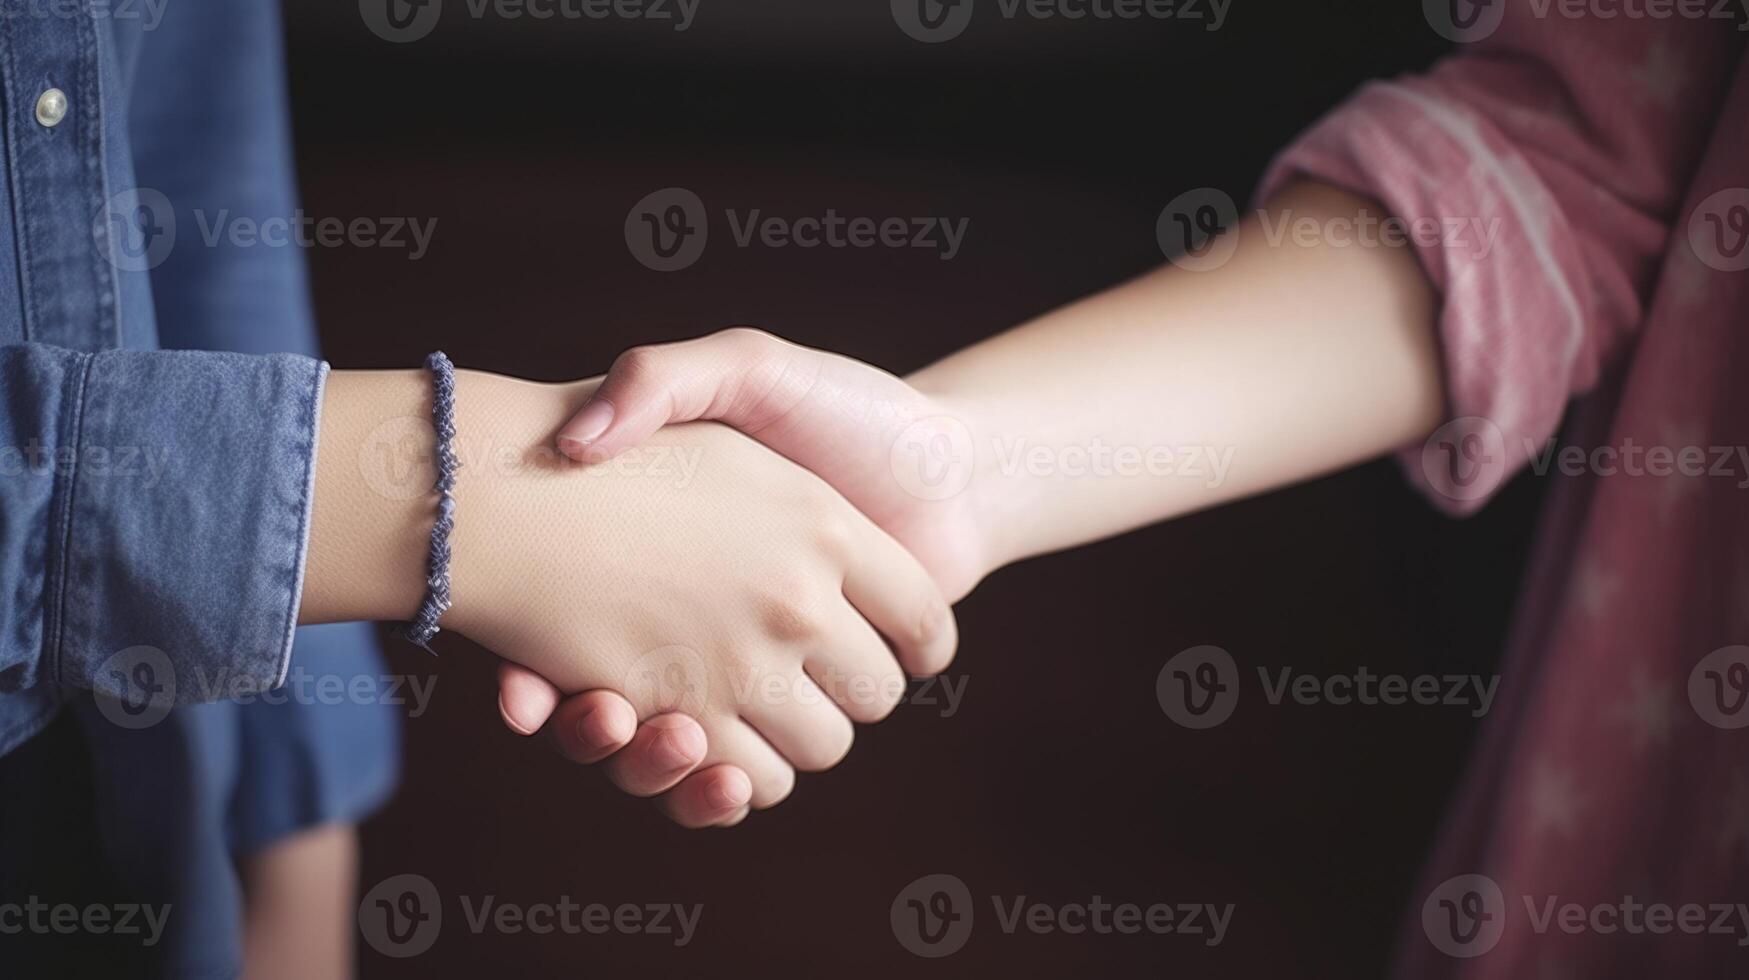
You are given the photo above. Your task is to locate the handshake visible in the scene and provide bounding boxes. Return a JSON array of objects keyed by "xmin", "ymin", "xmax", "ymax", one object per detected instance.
[
  {"xmin": 307, "ymin": 328, "xmax": 1000, "ymax": 829},
  {"xmin": 301, "ymin": 184, "xmax": 1435, "ymax": 829}
]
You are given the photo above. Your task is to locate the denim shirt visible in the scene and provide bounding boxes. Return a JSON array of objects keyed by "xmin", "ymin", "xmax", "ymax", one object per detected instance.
[{"xmin": 0, "ymin": 1, "xmax": 332, "ymax": 756}]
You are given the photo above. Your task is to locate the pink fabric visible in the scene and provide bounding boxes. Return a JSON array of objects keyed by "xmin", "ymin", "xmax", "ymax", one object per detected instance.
[{"xmin": 1260, "ymin": 18, "xmax": 1749, "ymax": 979}]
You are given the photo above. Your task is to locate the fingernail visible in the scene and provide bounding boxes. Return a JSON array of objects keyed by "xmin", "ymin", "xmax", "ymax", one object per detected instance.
[
  {"xmin": 650, "ymin": 721, "xmax": 703, "ymax": 773},
  {"xmin": 652, "ymin": 730, "xmax": 697, "ymax": 772},
  {"xmin": 573, "ymin": 707, "xmax": 600, "ymax": 748},
  {"xmin": 499, "ymin": 692, "xmax": 537, "ymax": 736},
  {"xmin": 567, "ymin": 399, "xmax": 614, "ymax": 446},
  {"xmin": 711, "ymin": 772, "xmax": 751, "ymax": 810}
]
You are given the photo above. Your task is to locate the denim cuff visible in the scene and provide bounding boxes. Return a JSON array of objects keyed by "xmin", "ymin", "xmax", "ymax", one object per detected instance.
[{"xmin": 49, "ymin": 349, "xmax": 328, "ymax": 705}]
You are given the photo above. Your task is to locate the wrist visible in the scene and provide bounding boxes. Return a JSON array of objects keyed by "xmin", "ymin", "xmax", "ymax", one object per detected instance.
[
  {"xmin": 302, "ymin": 369, "xmax": 442, "ymax": 624},
  {"xmin": 895, "ymin": 376, "xmax": 1012, "ymax": 596},
  {"xmin": 441, "ymin": 370, "xmax": 593, "ymax": 642},
  {"xmin": 300, "ymin": 365, "xmax": 593, "ymax": 638},
  {"xmin": 943, "ymin": 393, "xmax": 1026, "ymax": 580}
]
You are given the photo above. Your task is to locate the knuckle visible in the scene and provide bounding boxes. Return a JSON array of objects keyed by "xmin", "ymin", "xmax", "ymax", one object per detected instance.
[
  {"xmin": 610, "ymin": 344, "xmax": 666, "ymax": 386},
  {"xmin": 719, "ymin": 325, "xmax": 777, "ymax": 352},
  {"xmin": 759, "ymin": 589, "xmax": 827, "ymax": 644},
  {"xmin": 813, "ymin": 509, "xmax": 857, "ymax": 563}
]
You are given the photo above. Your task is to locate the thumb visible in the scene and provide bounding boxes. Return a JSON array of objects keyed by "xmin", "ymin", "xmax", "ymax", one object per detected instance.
[{"xmin": 557, "ymin": 328, "xmax": 815, "ymax": 462}]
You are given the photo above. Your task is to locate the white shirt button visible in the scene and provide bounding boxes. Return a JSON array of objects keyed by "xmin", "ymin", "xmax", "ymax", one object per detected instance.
[{"xmin": 35, "ymin": 88, "xmax": 68, "ymax": 128}]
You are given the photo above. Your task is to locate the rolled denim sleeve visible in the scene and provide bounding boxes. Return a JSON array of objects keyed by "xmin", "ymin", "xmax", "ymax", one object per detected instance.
[{"xmin": 1, "ymin": 343, "xmax": 326, "ymax": 706}]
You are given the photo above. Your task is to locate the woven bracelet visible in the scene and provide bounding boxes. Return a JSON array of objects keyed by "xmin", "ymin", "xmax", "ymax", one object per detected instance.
[{"xmin": 400, "ymin": 351, "xmax": 459, "ymax": 654}]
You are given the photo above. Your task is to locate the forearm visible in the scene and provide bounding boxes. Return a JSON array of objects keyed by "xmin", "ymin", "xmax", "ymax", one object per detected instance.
[{"xmin": 909, "ymin": 182, "xmax": 1445, "ymax": 572}]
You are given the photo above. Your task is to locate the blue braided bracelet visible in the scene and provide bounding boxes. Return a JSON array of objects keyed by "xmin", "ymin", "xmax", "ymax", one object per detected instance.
[{"xmin": 401, "ymin": 351, "xmax": 459, "ymax": 654}]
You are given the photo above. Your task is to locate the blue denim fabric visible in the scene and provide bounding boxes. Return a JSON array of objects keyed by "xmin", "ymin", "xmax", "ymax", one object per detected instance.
[
  {"xmin": 0, "ymin": 1, "xmax": 400, "ymax": 975},
  {"xmin": 0, "ymin": 0, "xmax": 346, "ymax": 751}
]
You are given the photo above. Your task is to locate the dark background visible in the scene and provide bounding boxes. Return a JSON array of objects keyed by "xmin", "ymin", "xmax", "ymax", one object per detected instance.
[{"xmin": 283, "ymin": 2, "xmax": 1543, "ymax": 975}]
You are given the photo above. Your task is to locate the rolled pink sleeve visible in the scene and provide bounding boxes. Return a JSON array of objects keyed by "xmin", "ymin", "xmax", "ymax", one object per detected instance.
[{"xmin": 1256, "ymin": 19, "xmax": 1739, "ymax": 513}]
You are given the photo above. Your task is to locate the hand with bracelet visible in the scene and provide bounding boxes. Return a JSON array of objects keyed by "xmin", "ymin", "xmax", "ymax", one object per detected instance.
[{"xmin": 299, "ymin": 362, "xmax": 956, "ymax": 827}]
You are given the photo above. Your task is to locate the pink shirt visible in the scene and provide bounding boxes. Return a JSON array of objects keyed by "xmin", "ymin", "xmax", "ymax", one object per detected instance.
[{"xmin": 1261, "ymin": 15, "xmax": 1747, "ymax": 978}]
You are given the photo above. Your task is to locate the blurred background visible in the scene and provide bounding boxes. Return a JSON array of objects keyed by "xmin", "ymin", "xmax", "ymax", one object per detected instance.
[{"xmin": 283, "ymin": 2, "xmax": 1542, "ymax": 975}]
